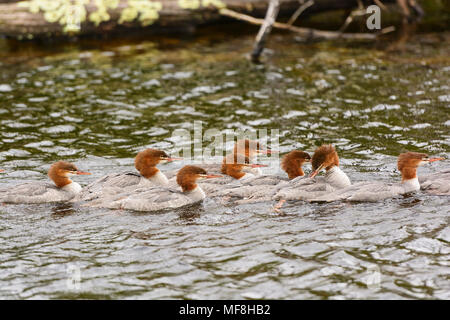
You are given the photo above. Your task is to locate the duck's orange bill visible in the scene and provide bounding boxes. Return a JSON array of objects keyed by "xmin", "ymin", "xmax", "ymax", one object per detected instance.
[
  {"xmin": 206, "ymin": 174, "xmax": 222, "ymax": 179},
  {"xmin": 251, "ymin": 164, "xmax": 268, "ymax": 168},
  {"xmin": 0, "ymin": 169, "xmax": 4, "ymax": 172},
  {"xmin": 76, "ymin": 171, "xmax": 91, "ymax": 175},
  {"xmin": 310, "ymin": 163, "xmax": 325, "ymax": 178},
  {"xmin": 309, "ymin": 170, "xmax": 319, "ymax": 178},
  {"xmin": 167, "ymin": 157, "xmax": 183, "ymax": 161},
  {"xmin": 428, "ymin": 157, "xmax": 444, "ymax": 162}
]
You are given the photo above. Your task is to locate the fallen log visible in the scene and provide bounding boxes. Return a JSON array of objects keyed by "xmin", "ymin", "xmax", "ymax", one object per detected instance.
[{"xmin": 0, "ymin": 0, "xmax": 417, "ymax": 38}]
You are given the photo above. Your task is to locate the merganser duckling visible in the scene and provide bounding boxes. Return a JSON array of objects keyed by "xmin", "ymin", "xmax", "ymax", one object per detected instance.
[
  {"xmin": 0, "ymin": 161, "xmax": 90, "ymax": 204},
  {"xmin": 74, "ymin": 148, "xmax": 181, "ymax": 202},
  {"xmin": 272, "ymin": 145, "xmax": 350, "ymax": 211},
  {"xmin": 83, "ymin": 165, "xmax": 222, "ymax": 212},
  {"xmin": 311, "ymin": 152, "xmax": 444, "ymax": 202},
  {"xmin": 273, "ymin": 145, "xmax": 351, "ymax": 201},
  {"xmin": 213, "ymin": 150, "xmax": 312, "ymax": 202},
  {"xmin": 233, "ymin": 139, "xmax": 276, "ymax": 175},
  {"xmin": 200, "ymin": 153, "xmax": 268, "ymax": 196},
  {"xmin": 282, "ymin": 150, "xmax": 312, "ymax": 179},
  {"xmin": 221, "ymin": 153, "xmax": 268, "ymax": 180},
  {"xmin": 309, "ymin": 144, "xmax": 351, "ymax": 187},
  {"xmin": 190, "ymin": 139, "xmax": 277, "ymax": 175}
]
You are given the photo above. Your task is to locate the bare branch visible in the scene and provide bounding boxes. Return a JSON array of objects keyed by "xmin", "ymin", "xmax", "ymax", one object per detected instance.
[
  {"xmin": 250, "ymin": 0, "xmax": 280, "ymax": 63},
  {"xmin": 220, "ymin": 8, "xmax": 395, "ymax": 41},
  {"xmin": 338, "ymin": 7, "xmax": 366, "ymax": 33},
  {"xmin": 357, "ymin": 0, "xmax": 364, "ymax": 9},
  {"xmin": 287, "ymin": 0, "xmax": 314, "ymax": 26},
  {"xmin": 374, "ymin": 0, "xmax": 388, "ymax": 11}
]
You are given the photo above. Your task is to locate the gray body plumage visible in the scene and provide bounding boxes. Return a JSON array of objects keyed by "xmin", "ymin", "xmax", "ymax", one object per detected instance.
[
  {"xmin": 83, "ymin": 185, "xmax": 206, "ymax": 212},
  {"xmin": 0, "ymin": 181, "xmax": 79, "ymax": 203},
  {"xmin": 309, "ymin": 181, "xmax": 409, "ymax": 202},
  {"xmin": 74, "ymin": 171, "xmax": 174, "ymax": 202},
  {"xmin": 74, "ymin": 171, "xmax": 145, "ymax": 202}
]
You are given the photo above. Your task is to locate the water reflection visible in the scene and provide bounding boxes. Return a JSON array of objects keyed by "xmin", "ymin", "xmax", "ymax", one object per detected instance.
[
  {"xmin": 177, "ymin": 203, "xmax": 204, "ymax": 222},
  {"xmin": 51, "ymin": 202, "xmax": 76, "ymax": 217}
]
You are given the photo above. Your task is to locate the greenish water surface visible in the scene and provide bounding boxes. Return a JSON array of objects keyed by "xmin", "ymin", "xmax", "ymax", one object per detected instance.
[{"xmin": 0, "ymin": 30, "xmax": 449, "ymax": 299}]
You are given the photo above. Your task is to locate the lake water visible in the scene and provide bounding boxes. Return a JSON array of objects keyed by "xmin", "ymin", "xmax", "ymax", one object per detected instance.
[{"xmin": 0, "ymin": 29, "xmax": 449, "ymax": 299}]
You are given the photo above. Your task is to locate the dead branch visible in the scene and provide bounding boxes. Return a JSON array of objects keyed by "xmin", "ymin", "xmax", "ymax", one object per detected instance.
[
  {"xmin": 220, "ymin": 8, "xmax": 395, "ymax": 41},
  {"xmin": 287, "ymin": 0, "xmax": 314, "ymax": 26},
  {"xmin": 338, "ymin": 0, "xmax": 366, "ymax": 33},
  {"xmin": 251, "ymin": 0, "xmax": 280, "ymax": 63},
  {"xmin": 374, "ymin": 0, "xmax": 388, "ymax": 11}
]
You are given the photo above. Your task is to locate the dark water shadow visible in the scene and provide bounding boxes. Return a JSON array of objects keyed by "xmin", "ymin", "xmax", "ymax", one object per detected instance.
[
  {"xmin": 51, "ymin": 202, "xmax": 76, "ymax": 218},
  {"xmin": 176, "ymin": 202, "xmax": 204, "ymax": 222},
  {"xmin": 397, "ymin": 193, "xmax": 422, "ymax": 208}
]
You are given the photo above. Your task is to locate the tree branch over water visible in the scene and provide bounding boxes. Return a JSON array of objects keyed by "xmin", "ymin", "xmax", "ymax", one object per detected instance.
[
  {"xmin": 0, "ymin": 0, "xmax": 427, "ymax": 39},
  {"xmin": 251, "ymin": 0, "xmax": 280, "ymax": 63},
  {"xmin": 220, "ymin": 8, "xmax": 395, "ymax": 41}
]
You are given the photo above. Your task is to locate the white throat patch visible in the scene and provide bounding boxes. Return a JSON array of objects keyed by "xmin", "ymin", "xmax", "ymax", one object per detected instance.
[
  {"xmin": 148, "ymin": 170, "xmax": 169, "ymax": 186},
  {"xmin": 187, "ymin": 186, "xmax": 206, "ymax": 202},
  {"xmin": 62, "ymin": 182, "xmax": 82, "ymax": 194},
  {"xmin": 402, "ymin": 177, "xmax": 420, "ymax": 192}
]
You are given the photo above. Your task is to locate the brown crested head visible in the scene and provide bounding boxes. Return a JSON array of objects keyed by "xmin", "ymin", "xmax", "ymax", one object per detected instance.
[
  {"xmin": 312, "ymin": 144, "xmax": 339, "ymax": 172},
  {"xmin": 397, "ymin": 152, "xmax": 429, "ymax": 170},
  {"xmin": 135, "ymin": 148, "xmax": 170, "ymax": 178},
  {"xmin": 48, "ymin": 161, "xmax": 86, "ymax": 188},
  {"xmin": 135, "ymin": 149, "xmax": 170, "ymax": 169},
  {"xmin": 176, "ymin": 165, "xmax": 222, "ymax": 191},
  {"xmin": 221, "ymin": 153, "xmax": 251, "ymax": 179},
  {"xmin": 396, "ymin": 152, "xmax": 444, "ymax": 181},
  {"xmin": 281, "ymin": 150, "xmax": 311, "ymax": 179},
  {"xmin": 176, "ymin": 165, "xmax": 208, "ymax": 192},
  {"xmin": 397, "ymin": 152, "xmax": 429, "ymax": 181}
]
